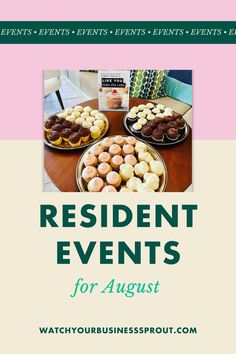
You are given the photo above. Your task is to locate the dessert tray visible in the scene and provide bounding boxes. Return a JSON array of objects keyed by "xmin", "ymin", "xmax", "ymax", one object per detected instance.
[
  {"xmin": 123, "ymin": 102, "xmax": 190, "ymax": 146},
  {"xmin": 76, "ymin": 135, "xmax": 168, "ymax": 193},
  {"xmin": 44, "ymin": 105, "xmax": 109, "ymax": 150}
]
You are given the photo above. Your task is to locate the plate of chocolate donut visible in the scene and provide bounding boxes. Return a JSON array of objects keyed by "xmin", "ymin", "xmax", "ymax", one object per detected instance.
[
  {"xmin": 44, "ymin": 105, "xmax": 109, "ymax": 150},
  {"xmin": 123, "ymin": 102, "xmax": 190, "ymax": 146},
  {"xmin": 76, "ymin": 135, "xmax": 168, "ymax": 193}
]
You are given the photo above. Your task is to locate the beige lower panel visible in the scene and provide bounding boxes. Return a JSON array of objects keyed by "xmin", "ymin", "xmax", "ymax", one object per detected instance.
[{"xmin": 0, "ymin": 140, "xmax": 235, "ymax": 353}]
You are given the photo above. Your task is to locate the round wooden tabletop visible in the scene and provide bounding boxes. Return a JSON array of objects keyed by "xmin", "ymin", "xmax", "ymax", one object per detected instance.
[{"xmin": 44, "ymin": 98, "xmax": 192, "ymax": 192}]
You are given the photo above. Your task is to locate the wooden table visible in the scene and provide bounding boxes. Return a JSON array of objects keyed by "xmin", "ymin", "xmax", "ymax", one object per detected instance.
[{"xmin": 44, "ymin": 98, "xmax": 192, "ymax": 192}]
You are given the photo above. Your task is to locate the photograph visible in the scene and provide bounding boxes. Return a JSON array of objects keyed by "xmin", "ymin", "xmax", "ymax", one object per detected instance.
[{"xmin": 43, "ymin": 69, "xmax": 192, "ymax": 192}]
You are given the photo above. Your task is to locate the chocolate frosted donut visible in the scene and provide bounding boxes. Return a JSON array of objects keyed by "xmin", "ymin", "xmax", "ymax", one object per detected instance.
[
  {"xmin": 176, "ymin": 117, "xmax": 186, "ymax": 128},
  {"xmin": 167, "ymin": 128, "xmax": 178, "ymax": 140},
  {"xmin": 152, "ymin": 129, "xmax": 164, "ymax": 140},
  {"xmin": 61, "ymin": 128, "xmax": 72, "ymax": 138},
  {"xmin": 166, "ymin": 115, "xmax": 177, "ymax": 122},
  {"xmin": 55, "ymin": 117, "xmax": 65, "ymax": 125},
  {"xmin": 156, "ymin": 117, "xmax": 166, "ymax": 124},
  {"xmin": 45, "ymin": 120, "xmax": 54, "ymax": 129},
  {"xmin": 79, "ymin": 126, "xmax": 90, "ymax": 137},
  {"xmin": 71, "ymin": 123, "xmax": 81, "ymax": 132},
  {"xmin": 63, "ymin": 120, "xmax": 72, "ymax": 128},
  {"xmin": 48, "ymin": 114, "xmax": 59, "ymax": 122},
  {"xmin": 157, "ymin": 123, "xmax": 168, "ymax": 133},
  {"xmin": 69, "ymin": 132, "xmax": 81, "ymax": 144},
  {"xmin": 147, "ymin": 121, "xmax": 158, "ymax": 129},
  {"xmin": 51, "ymin": 124, "xmax": 63, "ymax": 132},
  {"xmin": 48, "ymin": 131, "xmax": 61, "ymax": 141},
  {"xmin": 167, "ymin": 121, "xmax": 178, "ymax": 129},
  {"xmin": 141, "ymin": 126, "xmax": 153, "ymax": 137}
]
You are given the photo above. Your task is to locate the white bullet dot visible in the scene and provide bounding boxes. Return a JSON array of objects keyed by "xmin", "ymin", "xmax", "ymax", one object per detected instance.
[
  {"xmin": 110, "ymin": 31, "xmax": 113, "ymax": 34},
  {"xmin": 148, "ymin": 31, "xmax": 151, "ymax": 34},
  {"xmin": 224, "ymin": 31, "xmax": 227, "ymax": 34},
  {"xmin": 186, "ymin": 31, "xmax": 189, "ymax": 34},
  {"xmin": 34, "ymin": 31, "xmax": 37, "ymax": 34},
  {"xmin": 72, "ymin": 31, "xmax": 75, "ymax": 34}
]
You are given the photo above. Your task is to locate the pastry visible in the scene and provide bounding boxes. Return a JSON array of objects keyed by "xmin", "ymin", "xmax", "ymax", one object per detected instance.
[
  {"xmin": 138, "ymin": 104, "xmax": 146, "ymax": 111},
  {"xmin": 93, "ymin": 120, "xmax": 105, "ymax": 130},
  {"xmin": 106, "ymin": 171, "xmax": 122, "ymax": 187},
  {"xmin": 95, "ymin": 113, "xmax": 105, "ymax": 121},
  {"xmin": 134, "ymin": 161, "xmax": 149, "ymax": 177},
  {"xmin": 98, "ymin": 152, "xmax": 111, "ymax": 164},
  {"xmin": 81, "ymin": 112, "xmax": 89, "ymax": 119},
  {"xmin": 83, "ymin": 153, "xmax": 97, "ymax": 167},
  {"xmin": 119, "ymin": 164, "xmax": 134, "ymax": 181},
  {"xmin": 63, "ymin": 120, "xmax": 72, "ymax": 128},
  {"xmin": 125, "ymin": 136, "xmax": 136, "ymax": 145},
  {"xmin": 71, "ymin": 123, "xmax": 81, "ymax": 132},
  {"xmin": 69, "ymin": 132, "xmax": 81, "ymax": 147},
  {"xmin": 44, "ymin": 120, "xmax": 54, "ymax": 133},
  {"xmin": 75, "ymin": 117, "xmax": 85, "ymax": 125},
  {"xmin": 119, "ymin": 187, "xmax": 133, "ymax": 192},
  {"xmin": 124, "ymin": 154, "xmax": 137, "ymax": 166},
  {"xmin": 122, "ymin": 144, "xmax": 134, "ymax": 156},
  {"xmin": 132, "ymin": 122, "xmax": 142, "ymax": 134},
  {"xmin": 82, "ymin": 121, "xmax": 92, "ymax": 129},
  {"xmin": 147, "ymin": 121, "xmax": 158, "ymax": 129},
  {"xmin": 79, "ymin": 127, "xmax": 90, "ymax": 142},
  {"xmin": 101, "ymin": 137, "xmax": 114, "ymax": 150},
  {"xmin": 130, "ymin": 106, "xmax": 139, "ymax": 113},
  {"xmin": 90, "ymin": 126, "xmax": 101, "ymax": 139},
  {"xmin": 137, "ymin": 112, "xmax": 146, "ymax": 119},
  {"xmin": 156, "ymin": 113, "xmax": 165, "ymax": 119},
  {"xmin": 149, "ymin": 160, "xmax": 164, "ymax": 176},
  {"xmin": 114, "ymin": 135, "xmax": 125, "ymax": 146},
  {"xmin": 71, "ymin": 111, "xmax": 80, "ymax": 118},
  {"xmin": 146, "ymin": 102, "xmax": 154, "ymax": 109},
  {"xmin": 66, "ymin": 115, "xmax": 76, "ymax": 123},
  {"xmin": 51, "ymin": 124, "xmax": 63, "ymax": 132},
  {"xmin": 106, "ymin": 89, "xmax": 122, "ymax": 109},
  {"xmin": 141, "ymin": 126, "xmax": 153, "ymax": 139},
  {"xmin": 136, "ymin": 183, "xmax": 155, "ymax": 192},
  {"xmin": 61, "ymin": 128, "xmax": 72, "ymax": 142},
  {"xmin": 65, "ymin": 107, "xmax": 73, "ymax": 115},
  {"xmin": 127, "ymin": 111, "xmax": 137, "ymax": 122},
  {"xmin": 167, "ymin": 121, "xmax": 178, "ymax": 129},
  {"xmin": 156, "ymin": 104, "xmax": 165, "ymax": 111},
  {"xmin": 48, "ymin": 131, "xmax": 62, "ymax": 146},
  {"xmin": 98, "ymin": 162, "xmax": 112, "ymax": 178},
  {"xmin": 74, "ymin": 105, "xmax": 83, "ymax": 112},
  {"xmin": 152, "ymin": 129, "xmax": 164, "ymax": 142},
  {"xmin": 101, "ymin": 185, "xmax": 117, "ymax": 192},
  {"xmin": 109, "ymin": 144, "xmax": 122, "ymax": 156},
  {"xmin": 144, "ymin": 173, "xmax": 160, "ymax": 190},
  {"xmin": 126, "ymin": 176, "xmax": 142, "ymax": 191},
  {"xmin": 157, "ymin": 123, "xmax": 168, "ymax": 133},
  {"xmin": 88, "ymin": 177, "xmax": 104, "ymax": 192},
  {"xmin": 138, "ymin": 118, "xmax": 147, "ymax": 126},
  {"xmin": 143, "ymin": 108, "xmax": 151, "ymax": 115},
  {"xmin": 55, "ymin": 117, "xmax": 65, "ymax": 125},
  {"xmin": 82, "ymin": 166, "xmax": 97, "ymax": 183},
  {"xmin": 91, "ymin": 109, "xmax": 99, "ymax": 117},
  {"xmin": 83, "ymin": 106, "xmax": 92, "ymax": 113},
  {"xmin": 89, "ymin": 145, "xmax": 103, "ymax": 156},
  {"xmin": 111, "ymin": 155, "xmax": 124, "ymax": 170},
  {"xmin": 152, "ymin": 108, "xmax": 160, "ymax": 114},
  {"xmin": 48, "ymin": 114, "xmax": 59, "ymax": 122},
  {"xmin": 86, "ymin": 116, "xmax": 95, "ymax": 123},
  {"xmin": 176, "ymin": 117, "xmax": 186, "ymax": 129},
  {"xmin": 166, "ymin": 128, "xmax": 178, "ymax": 141},
  {"xmin": 134, "ymin": 141, "xmax": 147, "ymax": 153},
  {"xmin": 138, "ymin": 151, "xmax": 154, "ymax": 163},
  {"xmin": 146, "ymin": 114, "xmax": 155, "ymax": 121}
]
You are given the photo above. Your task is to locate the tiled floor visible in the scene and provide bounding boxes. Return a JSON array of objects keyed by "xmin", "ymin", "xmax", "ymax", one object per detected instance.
[{"xmin": 44, "ymin": 74, "xmax": 90, "ymax": 192}]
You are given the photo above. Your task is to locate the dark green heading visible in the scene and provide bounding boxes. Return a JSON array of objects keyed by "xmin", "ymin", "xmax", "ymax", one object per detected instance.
[{"xmin": 1, "ymin": 21, "xmax": 236, "ymax": 44}]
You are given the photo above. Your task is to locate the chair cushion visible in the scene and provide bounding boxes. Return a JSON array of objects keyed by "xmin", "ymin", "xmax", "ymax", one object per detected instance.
[{"xmin": 130, "ymin": 70, "xmax": 166, "ymax": 99}]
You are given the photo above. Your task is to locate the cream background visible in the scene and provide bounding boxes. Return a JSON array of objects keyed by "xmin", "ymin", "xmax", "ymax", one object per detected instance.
[{"xmin": 0, "ymin": 140, "xmax": 235, "ymax": 353}]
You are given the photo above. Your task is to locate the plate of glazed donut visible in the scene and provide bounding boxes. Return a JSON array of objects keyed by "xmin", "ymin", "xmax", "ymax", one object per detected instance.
[
  {"xmin": 44, "ymin": 105, "xmax": 109, "ymax": 150},
  {"xmin": 123, "ymin": 101, "xmax": 190, "ymax": 146},
  {"xmin": 76, "ymin": 135, "xmax": 168, "ymax": 192}
]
